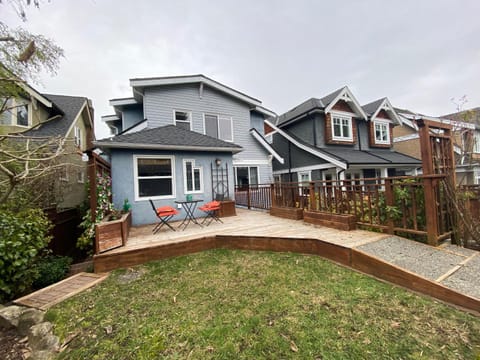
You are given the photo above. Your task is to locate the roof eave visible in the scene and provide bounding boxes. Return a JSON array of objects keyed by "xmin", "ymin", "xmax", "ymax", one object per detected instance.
[{"xmin": 93, "ymin": 141, "xmax": 243, "ymax": 154}]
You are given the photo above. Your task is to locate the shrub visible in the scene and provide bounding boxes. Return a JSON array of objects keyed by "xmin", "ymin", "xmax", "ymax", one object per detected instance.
[
  {"xmin": 32, "ymin": 255, "xmax": 72, "ymax": 289},
  {"xmin": 0, "ymin": 208, "xmax": 52, "ymax": 302}
]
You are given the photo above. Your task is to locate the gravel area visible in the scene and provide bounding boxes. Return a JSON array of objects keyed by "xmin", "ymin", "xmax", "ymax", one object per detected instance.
[
  {"xmin": 441, "ymin": 244, "xmax": 477, "ymax": 257},
  {"xmin": 441, "ymin": 254, "xmax": 480, "ymax": 300},
  {"xmin": 357, "ymin": 236, "xmax": 466, "ymax": 280}
]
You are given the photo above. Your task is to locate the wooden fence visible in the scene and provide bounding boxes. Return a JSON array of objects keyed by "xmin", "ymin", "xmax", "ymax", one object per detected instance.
[{"xmin": 236, "ymin": 176, "xmax": 480, "ymax": 245}]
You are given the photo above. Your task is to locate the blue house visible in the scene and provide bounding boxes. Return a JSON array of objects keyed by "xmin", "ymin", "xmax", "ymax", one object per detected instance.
[{"xmin": 95, "ymin": 75, "xmax": 278, "ymax": 225}]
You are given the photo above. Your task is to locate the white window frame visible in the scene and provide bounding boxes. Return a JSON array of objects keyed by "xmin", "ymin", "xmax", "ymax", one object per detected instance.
[
  {"xmin": 203, "ymin": 113, "xmax": 234, "ymax": 142},
  {"xmin": 373, "ymin": 119, "xmax": 391, "ymax": 145},
  {"xmin": 473, "ymin": 132, "xmax": 480, "ymax": 154},
  {"xmin": 331, "ymin": 111, "xmax": 353, "ymax": 141},
  {"xmin": 183, "ymin": 159, "xmax": 203, "ymax": 194},
  {"xmin": 77, "ymin": 169, "xmax": 85, "ymax": 183},
  {"xmin": 173, "ymin": 109, "xmax": 192, "ymax": 130},
  {"xmin": 0, "ymin": 98, "xmax": 31, "ymax": 127},
  {"xmin": 234, "ymin": 166, "xmax": 259, "ymax": 187},
  {"xmin": 60, "ymin": 165, "xmax": 69, "ymax": 182},
  {"xmin": 298, "ymin": 171, "xmax": 311, "ymax": 196},
  {"xmin": 133, "ymin": 155, "xmax": 176, "ymax": 201},
  {"xmin": 74, "ymin": 126, "xmax": 82, "ymax": 148}
]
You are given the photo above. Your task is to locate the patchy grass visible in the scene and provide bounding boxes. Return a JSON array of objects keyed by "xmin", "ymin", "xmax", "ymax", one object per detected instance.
[{"xmin": 46, "ymin": 250, "xmax": 480, "ymax": 359}]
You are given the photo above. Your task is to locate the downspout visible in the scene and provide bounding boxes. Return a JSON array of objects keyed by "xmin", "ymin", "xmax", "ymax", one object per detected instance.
[
  {"xmin": 312, "ymin": 114, "xmax": 317, "ymax": 147},
  {"xmin": 356, "ymin": 118, "xmax": 362, "ymax": 151},
  {"xmin": 288, "ymin": 141, "xmax": 293, "ymax": 182}
]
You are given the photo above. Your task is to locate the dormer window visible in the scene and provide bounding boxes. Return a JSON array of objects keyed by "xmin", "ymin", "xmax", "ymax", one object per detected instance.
[
  {"xmin": 374, "ymin": 119, "xmax": 390, "ymax": 145},
  {"xmin": 0, "ymin": 98, "xmax": 30, "ymax": 127},
  {"xmin": 331, "ymin": 112, "xmax": 353, "ymax": 141},
  {"xmin": 174, "ymin": 110, "xmax": 192, "ymax": 130}
]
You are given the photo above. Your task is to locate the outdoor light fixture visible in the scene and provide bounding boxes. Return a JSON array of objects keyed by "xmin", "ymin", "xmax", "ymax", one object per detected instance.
[
  {"xmin": 215, "ymin": 158, "xmax": 222, "ymax": 167},
  {"xmin": 81, "ymin": 153, "xmax": 89, "ymax": 162}
]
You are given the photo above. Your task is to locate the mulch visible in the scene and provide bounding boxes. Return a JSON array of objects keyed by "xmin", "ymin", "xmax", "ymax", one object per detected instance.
[{"xmin": 0, "ymin": 328, "xmax": 30, "ymax": 360}]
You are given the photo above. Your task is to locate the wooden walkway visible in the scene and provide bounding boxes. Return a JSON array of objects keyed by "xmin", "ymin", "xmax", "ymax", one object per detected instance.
[{"xmin": 14, "ymin": 272, "xmax": 108, "ymax": 310}]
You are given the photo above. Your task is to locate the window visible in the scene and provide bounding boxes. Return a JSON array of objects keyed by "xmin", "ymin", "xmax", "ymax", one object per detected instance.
[
  {"xmin": 235, "ymin": 166, "xmax": 258, "ymax": 188},
  {"xmin": 174, "ymin": 110, "xmax": 192, "ymax": 130},
  {"xmin": 298, "ymin": 171, "xmax": 311, "ymax": 196},
  {"xmin": 60, "ymin": 165, "xmax": 69, "ymax": 182},
  {"xmin": 77, "ymin": 170, "xmax": 85, "ymax": 183},
  {"xmin": 134, "ymin": 156, "xmax": 175, "ymax": 200},
  {"xmin": 474, "ymin": 132, "xmax": 480, "ymax": 154},
  {"xmin": 0, "ymin": 98, "xmax": 30, "ymax": 127},
  {"xmin": 74, "ymin": 126, "xmax": 82, "ymax": 148},
  {"xmin": 183, "ymin": 160, "xmax": 203, "ymax": 193},
  {"xmin": 204, "ymin": 114, "xmax": 233, "ymax": 141},
  {"xmin": 374, "ymin": 119, "xmax": 390, "ymax": 144},
  {"xmin": 331, "ymin": 113, "xmax": 352, "ymax": 141}
]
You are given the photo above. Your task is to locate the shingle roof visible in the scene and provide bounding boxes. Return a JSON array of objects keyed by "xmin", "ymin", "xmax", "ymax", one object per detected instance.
[
  {"xmin": 319, "ymin": 87, "xmax": 344, "ymax": 107},
  {"xmin": 362, "ymin": 98, "xmax": 386, "ymax": 116},
  {"xmin": 95, "ymin": 125, "xmax": 243, "ymax": 153},
  {"xmin": 320, "ymin": 147, "xmax": 421, "ymax": 165},
  {"xmin": 276, "ymin": 98, "xmax": 324, "ymax": 126},
  {"xmin": 22, "ymin": 94, "xmax": 87, "ymax": 137}
]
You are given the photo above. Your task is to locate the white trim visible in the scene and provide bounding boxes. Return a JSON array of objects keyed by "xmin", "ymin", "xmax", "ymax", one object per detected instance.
[
  {"xmin": 123, "ymin": 121, "xmax": 148, "ymax": 134},
  {"xmin": 373, "ymin": 118, "xmax": 391, "ymax": 145},
  {"xmin": 183, "ymin": 159, "xmax": 204, "ymax": 194},
  {"xmin": 133, "ymin": 155, "xmax": 176, "ymax": 201},
  {"xmin": 101, "ymin": 115, "xmax": 121, "ymax": 122},
  {"xmin": 74, "ymin": 126, "xmax": 82, "ymax": 148},
  {"xmin": 324, "ymin": 86, "xmax": 368, "ymax": 120},
  {"xmin": 273, "ymin": 163, "xmax": 336, "ymax": 175},
  {"xmin": 173, "ymin": 109, "xmax": 192, "ymax": 130},
  {"xmin": 370, "ymin": 98, "xmax": 402, "ymax": 125},
  {"xmin": 19, "ymin": 83, "xmax": 52, "ymax": 108},
  {"xmin": 234, "ymin": 165, "xmax": 259, "ymax": 186},
  {"xmin": 253, "ymin": 105, "xmax": 276, "ymax": 117},
  {"xmin": 233, "ymin": 159, "xmax": 270, "ymax": 166},
  {"xmin": 130, "ymin": 75, "xmax": 262, "ymax": 106},
  {"xmin": 109, "ymin": 98, "xmax": 138, "ymax": 106},
  {"xmin": 331, "ymin": 112, "xmax": 353, "ymax": 142},
  {"xmin": 393, "ymin": 133, "xmax": 419, "ymax": 142},
  {"xmin": 202, "ymin": 113, "xmax": 233, "ymax": 142},
  {"xmin": 264, "ymin": 119, "xmax": 347, "ymax": 169},
  {"xmin": 249, "ymin": 129, "xmax": 284, "ymax": 164},
  {"xmin": 64, "ymin": 100, "xmax": 89, "ymax": 146}
]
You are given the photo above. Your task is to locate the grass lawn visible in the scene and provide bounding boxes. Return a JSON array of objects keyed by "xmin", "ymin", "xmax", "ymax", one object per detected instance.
[{"xmin": 46, "ymin": 250, "xmax": 480, "ymax": 359}]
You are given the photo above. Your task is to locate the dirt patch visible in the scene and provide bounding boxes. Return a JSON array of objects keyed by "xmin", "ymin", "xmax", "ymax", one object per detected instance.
[{"xmin": 0, "ymin": 328, "xmax": 29, "ymax": 360}]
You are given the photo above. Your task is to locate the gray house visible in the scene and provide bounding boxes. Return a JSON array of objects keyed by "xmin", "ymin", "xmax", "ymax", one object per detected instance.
[
  {"xmin": 267, "ymin": 86, "xmax": 421, "ymax": 184},
  {"xmin": 95, "ymin": 75, "xmax": 277, "ymax": 225}
]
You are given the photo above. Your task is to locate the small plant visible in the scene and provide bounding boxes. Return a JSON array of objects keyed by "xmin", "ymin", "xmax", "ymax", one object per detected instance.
[{"xmin": 32, "ymin": 255, "xmax": 72, "ymax": 289}]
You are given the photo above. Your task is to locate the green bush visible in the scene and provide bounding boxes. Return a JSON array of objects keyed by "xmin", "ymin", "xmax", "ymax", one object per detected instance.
[
  {"xmin": 32, "ymin": 255, "xmax": 72, "ymax": 289},
  {"xmin": 0, "ymin": 208, "xmax": 52, "ymax": 302}
]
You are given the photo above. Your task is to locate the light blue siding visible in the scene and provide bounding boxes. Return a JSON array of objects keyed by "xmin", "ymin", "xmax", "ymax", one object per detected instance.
[
  {"xmin": 122, "ymin": 105, "xmax": 143, "ymax": 130},
  {"xmin": 111, "ymin": 148, "xmax": 234, "ymax": 226},
  {"xmin": 143, "ymin": 84, "xmax": 272, "ymax": 183}
]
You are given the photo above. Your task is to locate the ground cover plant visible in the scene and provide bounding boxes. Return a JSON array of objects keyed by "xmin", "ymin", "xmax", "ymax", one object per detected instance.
[{"xmin": 46, "ymin": 250, "xmax": 480, "ymax": 359}]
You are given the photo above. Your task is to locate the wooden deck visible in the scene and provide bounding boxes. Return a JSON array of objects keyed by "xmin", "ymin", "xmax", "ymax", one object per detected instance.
[{"xmin": 106, "ymin": 208, "xmax": 387, "ymax": 254}]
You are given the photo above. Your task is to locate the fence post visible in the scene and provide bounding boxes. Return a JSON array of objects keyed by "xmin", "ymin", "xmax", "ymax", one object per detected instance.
[
  {"xmin": 423, "ymin": 176, "xmax": 439, "ymax": 246},
  {"xmin": 270, "ymin": 183, "xmax": 275, "ymax": 208},
  {"xmin": 384, "ymin": 178, "xmax": 395, "ymax": 235},
  {"xmin": 309, "ymin": 181, "xmax": 315, "ymax": 211},
  {"xmin": 247, "ymin": 185, "xmax": 251, "ymax": 209}
]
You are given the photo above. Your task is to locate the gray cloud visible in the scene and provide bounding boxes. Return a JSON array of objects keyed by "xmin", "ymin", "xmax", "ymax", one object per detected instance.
[{"xmin": 2, "ymin": 0, "xmax": 479, "ymax": 138}]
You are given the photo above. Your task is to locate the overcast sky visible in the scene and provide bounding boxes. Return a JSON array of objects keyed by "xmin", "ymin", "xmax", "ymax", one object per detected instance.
[{"xmin": 2, "ymin": 0, "xmax": 479, "ymax": 138}]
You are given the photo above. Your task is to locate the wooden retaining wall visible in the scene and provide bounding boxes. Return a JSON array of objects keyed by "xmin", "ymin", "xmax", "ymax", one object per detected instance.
[
  {"xmin": 93, "ymin": 236, "xmax": 480, "ymax": 314},
  {"xmin": 303, "ymin": 210, "xmax": 357, "ymax": 231},
  {"xmin": 270, "ymin": 206, "xmax": 304, "ymax": 220}
]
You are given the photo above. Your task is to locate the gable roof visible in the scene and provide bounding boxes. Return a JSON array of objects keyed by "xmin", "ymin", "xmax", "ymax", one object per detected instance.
[
  {"xmin": 249, "ymin": 128, "xmax": 284, "ymax": 164},
  {"xmin": 130, "ymin": 74, "xmax": 262, "ymax": 107},
  {"xmin": 94, "ymin": 124, "xmax": 243, "ymax": 153},
  {"xmin": 362, "ymin": 98, "xmax": 402, "ymax": 125},
  {"xmin": 21, "ymin": 94, "xmax": 90, "ymax": 137},
  {"xmin": 275, "ymin": 86, "xmax": 367, "ymax": 127}
]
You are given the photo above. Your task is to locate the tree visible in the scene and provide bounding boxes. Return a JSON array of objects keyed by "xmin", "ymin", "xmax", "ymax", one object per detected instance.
[{"xmin": 0, "ymin": 21, "xmax": 66, "ymax": 207}]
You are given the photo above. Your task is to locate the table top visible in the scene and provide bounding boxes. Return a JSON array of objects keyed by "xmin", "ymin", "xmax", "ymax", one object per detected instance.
[{"xmin": 174, "ymin": 199, "xmax": 203, "ymax": 204}]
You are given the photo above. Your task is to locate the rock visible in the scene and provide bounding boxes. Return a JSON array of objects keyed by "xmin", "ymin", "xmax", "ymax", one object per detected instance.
[
  {"xmin": 30, "ymin": 350, "xmax": 57, "ymax": 360},
  {"xmin": 28, "ymin": 322, "xmax": 59, "ymax": 351},
  {"xmin": 18, "ymin": 308, "xmax": 45, "ymax": 336},
  {"xmin": 0, "ymin": 305, "xmax": 25, "ymax": 329}
]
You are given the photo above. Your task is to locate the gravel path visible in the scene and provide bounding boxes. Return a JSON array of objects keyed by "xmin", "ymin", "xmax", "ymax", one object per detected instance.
[{"xmin": 357, "ymin": 236, "xmax": 480, "ymax": 300}]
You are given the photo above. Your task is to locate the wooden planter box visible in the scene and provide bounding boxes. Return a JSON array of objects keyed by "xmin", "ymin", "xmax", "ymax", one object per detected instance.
[
  {"xmin": 303, "ymin": 210, "xmax": 356, "ymax": 231},
  {"xmin": 95, "ymin": 211, "xmax": 132, "ymax": 254},
  {"xmin": 270, "ymin": 206, "xmax": 304, "ymax": 220},
  {"xmin": 217, "ymin": 200, "xmax": 236, "ymax": 217}
]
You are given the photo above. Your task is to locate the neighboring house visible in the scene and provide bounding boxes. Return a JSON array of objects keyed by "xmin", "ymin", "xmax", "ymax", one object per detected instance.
[
  {"xmin": 1, "ymin": 84, "xmax": 95, "ymax": 208},
  {"xmin": 96, "ymin": 74, "xmax": 277, "ymax": 225},
  {"xmin": 393, "ymin": 108, "xmax": 480, "ymax": 185},
  {"xmin": 266, "ymin": 86, "xmax": 421, "ymax": 184}
]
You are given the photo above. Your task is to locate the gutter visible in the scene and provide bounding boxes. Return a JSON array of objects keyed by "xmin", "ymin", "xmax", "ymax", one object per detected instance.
[{"xmin": 93, "ymin": 141, "xmax": 243, "ymax": 154}]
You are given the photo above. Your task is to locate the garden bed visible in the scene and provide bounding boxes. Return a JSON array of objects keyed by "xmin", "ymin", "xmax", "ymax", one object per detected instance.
[
  {"xmin": 270, "ymin": 206, "xmax": 304, "ymax": 220},
  {"xmin": 95, "ymin": 211, "xmax": 131, "ymax": 253},
  {"xmin": 217, "ymin": 200, "xmax": 236, "ymax": 217},
  {"xmin": 303, "ymin": 210, "xmax": 356, "ymax": 231}
]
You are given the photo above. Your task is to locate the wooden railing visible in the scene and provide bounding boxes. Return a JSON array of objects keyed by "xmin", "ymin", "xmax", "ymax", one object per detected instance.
[{"xmin": 237, "ymin": 175, "xmax": 460, "ymax": 243}]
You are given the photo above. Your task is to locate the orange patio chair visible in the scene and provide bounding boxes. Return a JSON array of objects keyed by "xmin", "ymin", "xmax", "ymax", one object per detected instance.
[
  {"xmin": 149, "ymin": 199, "xmax": 179, "ymax": 233},
  {"xmin": 199, "ymin": 200, "xmax": 223, "ymax": 226}
]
